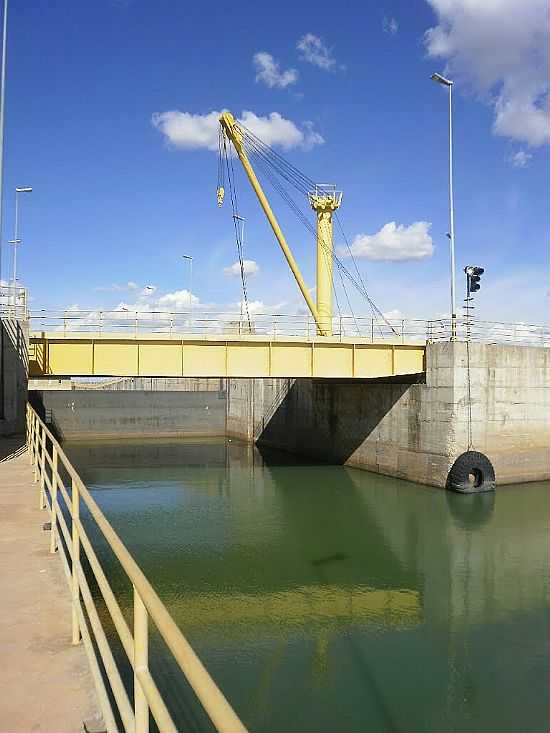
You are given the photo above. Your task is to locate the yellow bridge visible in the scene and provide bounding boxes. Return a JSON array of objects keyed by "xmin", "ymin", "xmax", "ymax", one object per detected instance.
[{"xmin": 28, "ymin": 312, "xmax": 428, "ymax": 379}]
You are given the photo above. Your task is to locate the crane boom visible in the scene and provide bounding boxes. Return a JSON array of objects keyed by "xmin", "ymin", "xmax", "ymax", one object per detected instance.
[{"xmin": 219, "ymin": 112, "xmax": 325, "ymax": 335}]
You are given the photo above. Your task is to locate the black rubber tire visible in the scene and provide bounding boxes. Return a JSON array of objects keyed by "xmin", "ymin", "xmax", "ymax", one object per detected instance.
[{"xmin": 446, "ymin": 451, "xmax": 496, "ymax": 493}]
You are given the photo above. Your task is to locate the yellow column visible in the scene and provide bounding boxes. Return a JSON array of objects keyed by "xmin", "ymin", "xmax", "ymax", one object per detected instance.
[{"xmin": 309, "ymin": 191, "xmax": 342, "ymax": 337}]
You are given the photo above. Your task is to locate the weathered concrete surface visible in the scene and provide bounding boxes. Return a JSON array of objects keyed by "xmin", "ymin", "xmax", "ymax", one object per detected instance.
[
  {"xmin": 31, "ymin": 389, "xmax": 226, "ymax": 440},
  {"xmin": 0, "ymin": 319, "xmax": 28, "ymax": 435},
  {"xmin": 227, "ymin": 342, "xmax": 550, "ymax": 488},
  {"xmin": 0, "ymin": 439, "xmax": 99, "ymax": 731}
]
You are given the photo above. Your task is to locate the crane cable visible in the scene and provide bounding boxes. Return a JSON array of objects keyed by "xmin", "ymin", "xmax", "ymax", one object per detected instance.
[
  {"xmin": 223, "ymin": 121, "xmax": 396, "ymax": 337},
  {"xmin": 248, "ymin": 146, "xmax": 383, "ymax": 336},
  {"xmin": 243, "ymin": 129, "xmax": 396, "ymax": 337},
  {"xmin": 249, "ymin": 148, "xmax": 346, "ymax": 328},
  {"xmin": 220, "ymin": 135, "xmax": 252, "ymax": 331}
]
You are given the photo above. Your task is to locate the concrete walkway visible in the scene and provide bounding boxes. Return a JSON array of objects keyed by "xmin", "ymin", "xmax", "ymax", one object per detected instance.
[{"xmin": 0, "ymin": 437, "xmax": 100, "ymax": 732}]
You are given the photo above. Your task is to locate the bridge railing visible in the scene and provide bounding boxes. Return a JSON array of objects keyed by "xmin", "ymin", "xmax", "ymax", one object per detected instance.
[
  {"xmin": 428, "ymin": 317, "xmax": 550, "ymax": 347},
  {"xmin": 27, "ymin": 404, "xmax": 248, "ymax": 733},
  {"xmin": 29, "ymin": 308, "xmax": 432, "ymax": 342}
]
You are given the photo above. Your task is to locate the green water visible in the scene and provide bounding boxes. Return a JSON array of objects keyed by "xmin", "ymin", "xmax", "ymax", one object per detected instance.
[{"xmin": 64, "ymin": 438, "xmax": 550, "ymax": 733}]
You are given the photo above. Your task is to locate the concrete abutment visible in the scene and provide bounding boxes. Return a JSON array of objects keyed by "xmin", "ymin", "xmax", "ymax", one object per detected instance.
[{"xmin": 227, "ymin": 342, "xmax": 550, "ymax": 489}]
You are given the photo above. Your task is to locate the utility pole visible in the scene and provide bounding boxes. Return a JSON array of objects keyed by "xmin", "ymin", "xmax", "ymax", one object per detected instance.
[
  {"xmin": 182, "ymin": 254, "xmax": 193, "ymax": 314},
  {"xmin": 0, "ymin": 0, "xmax": 8, "ymax": 288},
  {"xmin": 431, "ymin": 72, "xmax": 457, "ymax": 340}
]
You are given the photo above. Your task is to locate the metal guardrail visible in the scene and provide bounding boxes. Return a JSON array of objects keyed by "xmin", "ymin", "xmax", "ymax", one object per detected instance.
[
  {"xmin": 29, "ymin": 309, "xmax": 431, "ymax": 342},
  {"xmin": 27, "ymin": 404, "xmax": 248, "ymax": 733},
  {"xmin": 427, "ymin": 318, "xmax": 550, "ymax": 347},
  {"xmin": 27, "ymin": 309, "xmax": 550, "ymax": 348}
]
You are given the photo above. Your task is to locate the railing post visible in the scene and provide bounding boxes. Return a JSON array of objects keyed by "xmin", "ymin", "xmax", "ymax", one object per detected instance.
[
  {"xmin": 71, "ymin": 478, "xmax": 81, "ymax": 645},
  {"xmin": 39, "ymin": 429, "xmax": 46, "ymax": 509},
  {"xmin": 134, "ymin": 587, "xmax": 150, "ymax": 733},
  {"xmin": 28, "ymin": 410, "xmax": 35, "ymax": 465},
  {"xmin": 371, "ymin": 318, "xmax": 374, "ymax": 343},
  {"xmin": 50, "ymin": 447, "xmax": 58, "ymax": 554},
  {"xmin": 401, "ymin": 320, "xmax": 405, "ymax": 344},
  {"xmin": 33, "ymin": 419, "xmax": 40, "ymax": 482}
]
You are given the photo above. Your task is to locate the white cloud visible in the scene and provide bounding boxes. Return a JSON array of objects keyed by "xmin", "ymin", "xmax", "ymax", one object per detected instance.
[
  {"xmin": 339, "ymin": 221, "xmax": 434, "ymax": 261},
  {"xmin": 297, "ymin": 33, "xmax": 336, "ymax": 70},
  {"xmin": 425, "ymin": 0, "xmax": 550, "ymax": 147},
  {"xmin": 152, "ymin": 109, "xmax": 323, "ymax": 151},
  {"xmin": 383, "ymin": 17, "xmax": 399, "ymax": 35},
  {"xmin": 156, "ymin": 289, "xmax": 199, "ymax": 310},
  {"xmin": 94, "ymin": 281, "xmax": 139, "ymax": 293},
  {"xmin": 223, "ymin": 259, "xmax": 260, "ymax": 277},
  {"xmin": 253, "ymin": 52, "xmax": 298, "ymax": 89},
  {"xmin": 509, "ymin": 150, "xmax": 532, "ymax": 168},
  {"xmin": 383, "ymin": 308, "xmax": 404, "ymax": 320}
]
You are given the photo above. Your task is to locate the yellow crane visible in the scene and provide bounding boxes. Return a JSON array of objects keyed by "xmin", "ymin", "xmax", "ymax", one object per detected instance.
[{"xmin": 218, "ymin": 111, "xmax": 342, "ymax": 337}]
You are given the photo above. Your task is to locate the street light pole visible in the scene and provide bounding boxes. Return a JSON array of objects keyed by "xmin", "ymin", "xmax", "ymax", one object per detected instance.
[
  {"xmin": 0, "ymin": 0, "xmax": 8, "ymax": 288},
  {"xmin": 182, "ymin": 255, "xmax": 193, "ymax": 314},
  {"xmin": 10, "ymin": 186, "xmax": 32, "ymax": 306},
  {"xmin": 431, "ymin": 72, "xmax": 457, "ymax": 340}
]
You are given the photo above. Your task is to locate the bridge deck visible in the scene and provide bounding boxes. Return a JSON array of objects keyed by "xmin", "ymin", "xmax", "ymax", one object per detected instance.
[
  {"xmin": 0, "ymin": 440, "xmax": 99, "ymax": 731},
  {"xmin": 29, "ymin": 332, "xmax": 426, "ymax": 379}
]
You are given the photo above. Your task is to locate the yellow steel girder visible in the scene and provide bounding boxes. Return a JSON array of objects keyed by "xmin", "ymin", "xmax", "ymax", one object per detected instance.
[{"xmin": 29, "ymin": 333, "xmax": 425, "ymax": 379}]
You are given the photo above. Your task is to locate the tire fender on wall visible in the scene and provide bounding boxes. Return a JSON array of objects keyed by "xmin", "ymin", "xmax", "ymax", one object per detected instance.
[{"xmin": 446, "ymin": 451, "xmax": 496, "ymax": 493}]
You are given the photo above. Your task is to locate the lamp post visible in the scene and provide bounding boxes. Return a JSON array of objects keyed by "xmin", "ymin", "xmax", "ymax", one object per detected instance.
[
  {"xmin": 182, "ymin": 255, "xmax": 193, "ymax": 314},
  {"xmin": 9, "ymin": 186, "xmax": 32, "ymax": 307},
  {"xmin": 0, "ymin": 0, "xmax": 8, "ymax": 289},
  {"xmin": 431, "ymin": 72, "xmax": 456, "ymax": 340}
]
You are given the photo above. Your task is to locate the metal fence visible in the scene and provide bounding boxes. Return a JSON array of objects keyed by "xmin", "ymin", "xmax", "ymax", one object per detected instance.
[
  {"xmin": 29, "ymin": 309, "xmax": 432, "ymax": 342},
  {"xmin": 27, "ymin": 308, "xmax": 550, "ymax": 348},
  {"xmin": 427, "ymin": 318, "xmax": 550, "ymax": 347},
  {"xmin": 27, "ymin": 404, "xmax": 248, "ymax": 733}
]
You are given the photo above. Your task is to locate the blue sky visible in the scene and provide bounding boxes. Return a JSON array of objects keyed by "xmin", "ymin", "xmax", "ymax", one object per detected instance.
[{"xmin": 3, "ymin": 0, "xmax": 550, "ymax": 324}]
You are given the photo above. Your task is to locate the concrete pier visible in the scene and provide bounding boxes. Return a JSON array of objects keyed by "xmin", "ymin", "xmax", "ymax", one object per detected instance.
[
  {"xmin": 227, "ymin": 342, "xmax": 550, "ymax": 488},
  {"xmin": 0, "ymin": 439, "xmax": 99, "ymax": 731}
]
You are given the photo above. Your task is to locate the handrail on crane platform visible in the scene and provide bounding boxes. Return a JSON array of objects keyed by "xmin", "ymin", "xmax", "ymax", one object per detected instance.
[{"xmin": 27, "ymin": 404, "xmax": 248, "ymax": 733}]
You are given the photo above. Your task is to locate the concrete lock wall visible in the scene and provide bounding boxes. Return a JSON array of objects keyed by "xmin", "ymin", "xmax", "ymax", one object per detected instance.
[
  {"xmin": 31, "ymin": 389, "xmax": 226, "ymax": 440},
  {"xmin": 0, "ymin": 318, "xmax": 28, "ymax": 436},
  {"xmin": 227, "ymin": 342, "xmax": 550, "ymax": 488}
]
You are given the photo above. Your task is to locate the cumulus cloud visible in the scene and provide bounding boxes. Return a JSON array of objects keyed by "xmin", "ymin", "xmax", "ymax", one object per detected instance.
[
  {"xmin": 425, "ymin": 0, "xmax": 550, "ymax": 147},
  {"xmin": 223, "ymin": 259, "xmax": 260, "ymax": 277},
  {"xmin": 152, "ymin": 109, "xmax": 323, "ymax": 151},
  {"xmin": 339, "ymin": 221, "xmax": 434, "ymax": 261},
  {"xmin": 297, "ymin": 33, "xmax": 336, "ymax": 70},
  {"xmin": 253, "ymin": 52, "xmax": 298, "ymax": 89},
  {"xmin": 383, "ymin": 17, "xmax": 399, "ymax": 35},
  {"xmin": 156, "ymin": 289, "xmax": 199, "ymax": 310},
  {"xmin": 509, "ymin": 150, "xmax": 532, "ymax": 168}
]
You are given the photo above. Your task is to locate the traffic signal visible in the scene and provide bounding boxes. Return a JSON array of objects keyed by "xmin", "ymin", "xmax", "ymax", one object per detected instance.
[{"xmin": 465, "ymin": 265, "xmax": 484, "ymax": 293}]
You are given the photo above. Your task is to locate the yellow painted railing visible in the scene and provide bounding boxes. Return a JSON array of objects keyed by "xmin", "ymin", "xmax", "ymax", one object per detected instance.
[{"xmin": 26, "ymin": 404, "xmax": 248, "ymax": 733}]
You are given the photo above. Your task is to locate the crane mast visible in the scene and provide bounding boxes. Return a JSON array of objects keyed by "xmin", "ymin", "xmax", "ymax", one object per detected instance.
[{"xmin": 219, "ymin": 111, "xmax": 341, "ymax": 337}]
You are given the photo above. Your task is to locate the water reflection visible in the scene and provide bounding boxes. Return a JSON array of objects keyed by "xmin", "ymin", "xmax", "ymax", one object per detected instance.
[{"xmin": 65, "ymin": 438, "xmax": 550, "ymax": 732}]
